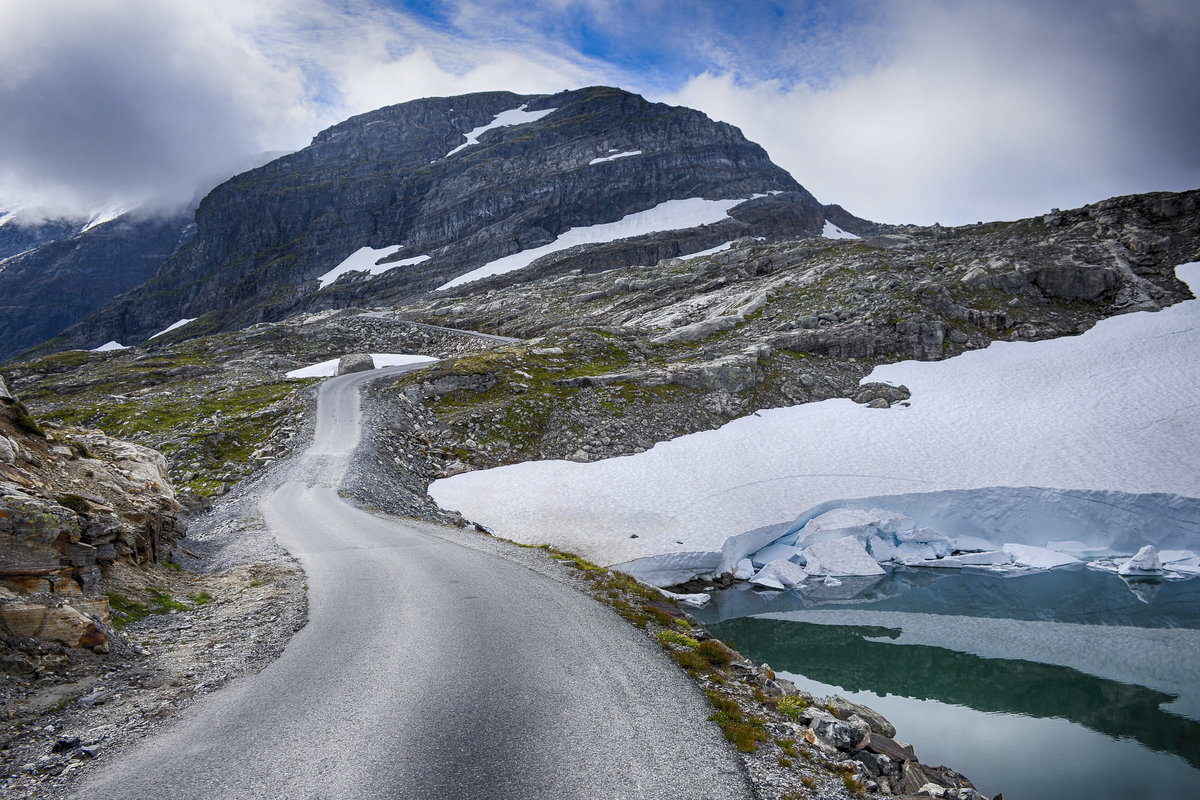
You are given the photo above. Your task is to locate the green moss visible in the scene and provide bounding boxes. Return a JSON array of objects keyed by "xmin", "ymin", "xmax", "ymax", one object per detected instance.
[{"xmin": 105, "ymin": 591, "xmax": 150, "ymax": 629}]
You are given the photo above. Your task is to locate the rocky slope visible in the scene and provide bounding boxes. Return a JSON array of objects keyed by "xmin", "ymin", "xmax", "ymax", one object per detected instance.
[
  {"xmin": 54, "ymin": 86, "xmax": 842, "ymax": 352},
  {"xmin": 0, "ymin": 375, "xmax": 185, "ymax": 654},
  {"xmin": 0, "ymin": 213, "xmax": 193, "ymax": 361},
  {"xmin": 358, "ymin": 189, "xmax": 1197, "ymax": 487}
]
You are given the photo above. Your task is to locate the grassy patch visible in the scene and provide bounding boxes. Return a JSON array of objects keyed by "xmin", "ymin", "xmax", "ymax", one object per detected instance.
[
  {"xmin": 191, "ymin": 591, "xmax": 214, "ymax": 606},
  {"xmin": 777, "ymin": 694, "xmax": 809, "ymax": 720},
  {"xmin": 147, "ymin": 587, "xmax": 189, "ymax": 614},
  {"xmin": 105, "ymin": 591, "xmax": 150, "ymax": 629},
  {"xmin": 656, "ymin": 629, "xmax": 700, "ymax": 648},
  {"xmin": 705, "ymin": 689, "xmax": 768, "ymax": 753}
]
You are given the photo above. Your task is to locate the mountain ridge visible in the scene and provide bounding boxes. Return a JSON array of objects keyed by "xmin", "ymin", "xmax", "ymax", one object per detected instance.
[{"xmin": 48, "ymin": 86, "xmax": 843, "ymax": 353}]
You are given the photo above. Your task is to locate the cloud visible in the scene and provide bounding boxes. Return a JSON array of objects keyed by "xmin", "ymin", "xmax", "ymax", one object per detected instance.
[
  {"xmin": 0, "ymin": 0, "xmax": 602, "ymax": 218},
  {"xmin": 668, "ymin": 0, "xmax": 1200, "ymax": 225},
  {"xmin": 0, "ymin": 0, "xmax": 323, "ymax": 216},
  {"xmin": 2, "ymin": 0, "xmax": 1196, "ymax": 226}
]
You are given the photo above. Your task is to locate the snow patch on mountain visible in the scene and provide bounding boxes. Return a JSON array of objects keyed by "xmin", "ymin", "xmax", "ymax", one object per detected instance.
[
  {"xmin": 438, "ymin": 197, "xmax": 750, "ymax": 290},
  {"xmin": 822, "ymin": 220, "xmax": 859, "ymax": 239},
  {"xmin": 677, "ymin": 241, "xmax": 734, "ymax": 261},
  {"xmin": 80, "ymin": 204, "xmax": 130, "ymax": 233},
  {"xmin": 442, "ymin": 105, "xmax": 557, "ymax": 159},
  {"xmin": 590, "ymin": 150, "xmax": 642, "ymax": 165},
  {"xmin": 285, "ymin": 353, "xmax": 437, "ymax": 379},
  {"xmin": 317, "ymin": 248, "xmax": 430, "ymax": 289},
  {"xmin": 147, "ymin": 318, "xmax": 197, "ymax": 340}
]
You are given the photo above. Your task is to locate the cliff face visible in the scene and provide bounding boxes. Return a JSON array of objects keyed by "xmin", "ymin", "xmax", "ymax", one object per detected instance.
[
  {"xmin": 0, "ymin": 376, "xmax": 184, "ymax": 650},
  {"xmin": 61, "ymin": 87, "xmax": 830, "ymax": 348},
  {"xmin": 0, "ymin": 213, "xmax": 192, "ymax": 360}
]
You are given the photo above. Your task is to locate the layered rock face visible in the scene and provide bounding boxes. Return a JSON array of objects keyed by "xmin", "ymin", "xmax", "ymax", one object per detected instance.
[
  {"xmin": 0, "ymin": 376, "xmax": 184, "ymax": 649},
  {"xmin": 0, "ymin": 213, "xmax": 192, "ymax": 360},
  {"xmin": 61, "ymin": 86, "xmax": 831, "ymax": 349}
]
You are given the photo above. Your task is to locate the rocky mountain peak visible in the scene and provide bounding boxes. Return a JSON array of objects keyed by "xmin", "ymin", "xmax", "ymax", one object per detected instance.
[{"xmin": 53, "ymin": 86, "xmax": 832, "ymax": 352}]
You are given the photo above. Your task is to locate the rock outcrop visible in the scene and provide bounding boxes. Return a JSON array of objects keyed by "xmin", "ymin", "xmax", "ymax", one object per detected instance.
[{"xmin": 0, "ymin": 379, "xmax": 184, "ymax": 649}]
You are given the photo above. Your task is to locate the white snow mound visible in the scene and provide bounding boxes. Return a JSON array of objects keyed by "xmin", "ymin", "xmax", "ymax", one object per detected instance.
[
  {"xmin": 147, "ymin": 318, "xmax": 197, "ymax": 340},
  {"xmin": 286, "ymin": 353, "xmax": 437, "ymax": 379}
]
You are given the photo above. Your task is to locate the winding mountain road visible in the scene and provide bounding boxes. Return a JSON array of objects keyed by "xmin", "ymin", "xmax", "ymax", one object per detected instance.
[{"xmin": 71, "ymin": 367, "xmax": 751, "ymax": 799}]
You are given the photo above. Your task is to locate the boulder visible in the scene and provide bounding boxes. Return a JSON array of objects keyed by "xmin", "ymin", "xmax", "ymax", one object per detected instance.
[
  {"xmin": 853, "ymin": 382, "xmax": 911, "ymax": 407},
  {"xmin": 0, "ymin": 375, "xmax": 13, "ymax": 404},
  {"xmin": 827, "ymin": 695, "xmax": 897, "ymax": 738},
  {"xmin": 337, "ymin": 353, "xmax": 375, "ymax": 375},
  {"xmin": 0, "ymin": 599, "xmax": 109, "ymax": 649},
  {"xmin": 1033, "ymin": 263, "xmax": 1120, "ymax": 300}
]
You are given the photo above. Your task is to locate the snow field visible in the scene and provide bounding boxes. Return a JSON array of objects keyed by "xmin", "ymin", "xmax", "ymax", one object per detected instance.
[
  {"xmin": 430, "ymin": 263, "xmax": 1200, "ymax": 584},
  {"xmin": 821, "ymin": 220, "xmax": 859, "ymax": 239}
]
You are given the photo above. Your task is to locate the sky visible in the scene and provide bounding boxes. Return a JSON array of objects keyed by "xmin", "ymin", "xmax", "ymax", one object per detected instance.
[{"xmin": 0, "ymin": 0, "xmax": 1197, "ymax": 226}]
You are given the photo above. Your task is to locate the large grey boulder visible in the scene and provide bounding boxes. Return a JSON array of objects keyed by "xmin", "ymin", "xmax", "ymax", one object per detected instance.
[
  {"xmin": 337, "ymin": 353, "xmax": 375, "ymax": 376},
  {"xmin": 0, "ymin": 375, "xmax": 13, "ymax": 403},
  {"xmin": 1033, "ymin": 263, "xmax": 1120, "ymax": 299}
]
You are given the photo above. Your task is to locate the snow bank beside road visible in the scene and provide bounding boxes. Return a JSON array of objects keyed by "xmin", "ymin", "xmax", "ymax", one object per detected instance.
[
  {"xmin": 430, "ymin": 263, "xmax": 1200, "ymax": 582},
  {"xmin": 286, "ymin": 354, "xmax": 437, "ymax": 379}
]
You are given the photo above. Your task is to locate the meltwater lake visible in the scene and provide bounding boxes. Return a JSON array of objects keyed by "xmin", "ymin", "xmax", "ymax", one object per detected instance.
[{"xmin": 693, "ymin": 566, "xmax": 1200, "ymax": 800}]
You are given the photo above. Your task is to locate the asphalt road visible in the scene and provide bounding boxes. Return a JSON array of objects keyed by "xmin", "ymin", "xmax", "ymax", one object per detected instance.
[{"xmin": 71, "ymin": 367, "xmax": 752, "ymax": 799}]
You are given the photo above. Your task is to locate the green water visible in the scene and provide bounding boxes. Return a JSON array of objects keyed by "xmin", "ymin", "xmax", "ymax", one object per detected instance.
[{"xmin": 696, "ymin": 567, "xmax": 1200, "ymax": 799}]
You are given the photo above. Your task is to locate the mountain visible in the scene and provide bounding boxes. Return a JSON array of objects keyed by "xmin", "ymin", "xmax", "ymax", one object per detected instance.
[
  {"xmin": 53, "ymin": 86, "xmax": 854, "ymax": 352},
  {"xmin": 0, "ymin": 211, "xmax": 193, "ymax": 361},
  {"xmin": 0, "ymin": 211, "xmax": 80, "ymax": 262}
]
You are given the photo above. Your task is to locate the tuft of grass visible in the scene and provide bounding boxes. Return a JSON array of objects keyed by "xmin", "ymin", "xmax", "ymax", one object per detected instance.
[
  {"xmin": 778, "ymin": 756, "xmax": 793, "ymax": 768},
  {"xmin": 191, "ymin": 591, "xmax": 213, "ymax": 606},
  {"xmin": 696, "ymin": 639, "xmax": 732, "ymax": 667},
  {"xmin": 705, "ymin": 689, "xmax": 768, "ymax": 753},
  {"xmin": 842, "ymin": 774, "xmax": 866, "ymax": 795},
  {"xmin": 13, "ymin": 407, "xmax": 45, "ymax": 437},
  {"xmin": 671, "ymin": 649, "xmax": 708, "ymax": 672},
  {"xmin": 656, "ymin": 629, "xmax": 700, "ymax": 648},
  {"xmin": 777, "ymin": 694, "xmax": 809, "ymax": 720}
]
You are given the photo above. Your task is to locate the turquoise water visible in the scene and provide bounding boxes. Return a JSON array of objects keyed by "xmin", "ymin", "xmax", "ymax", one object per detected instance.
[{"xmin": 695, "ymin": 567, "xmax": 1200, "ymax": 799}]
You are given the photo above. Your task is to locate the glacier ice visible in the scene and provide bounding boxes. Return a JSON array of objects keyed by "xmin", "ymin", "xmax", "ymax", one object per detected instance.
[
  {"xmin": 802, "ymin": 537, "xmax": 885, "ymax": 577},
  {"xmin": 1118, "ymin": 545, "xmax": 1164, "ymax": 576}
]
